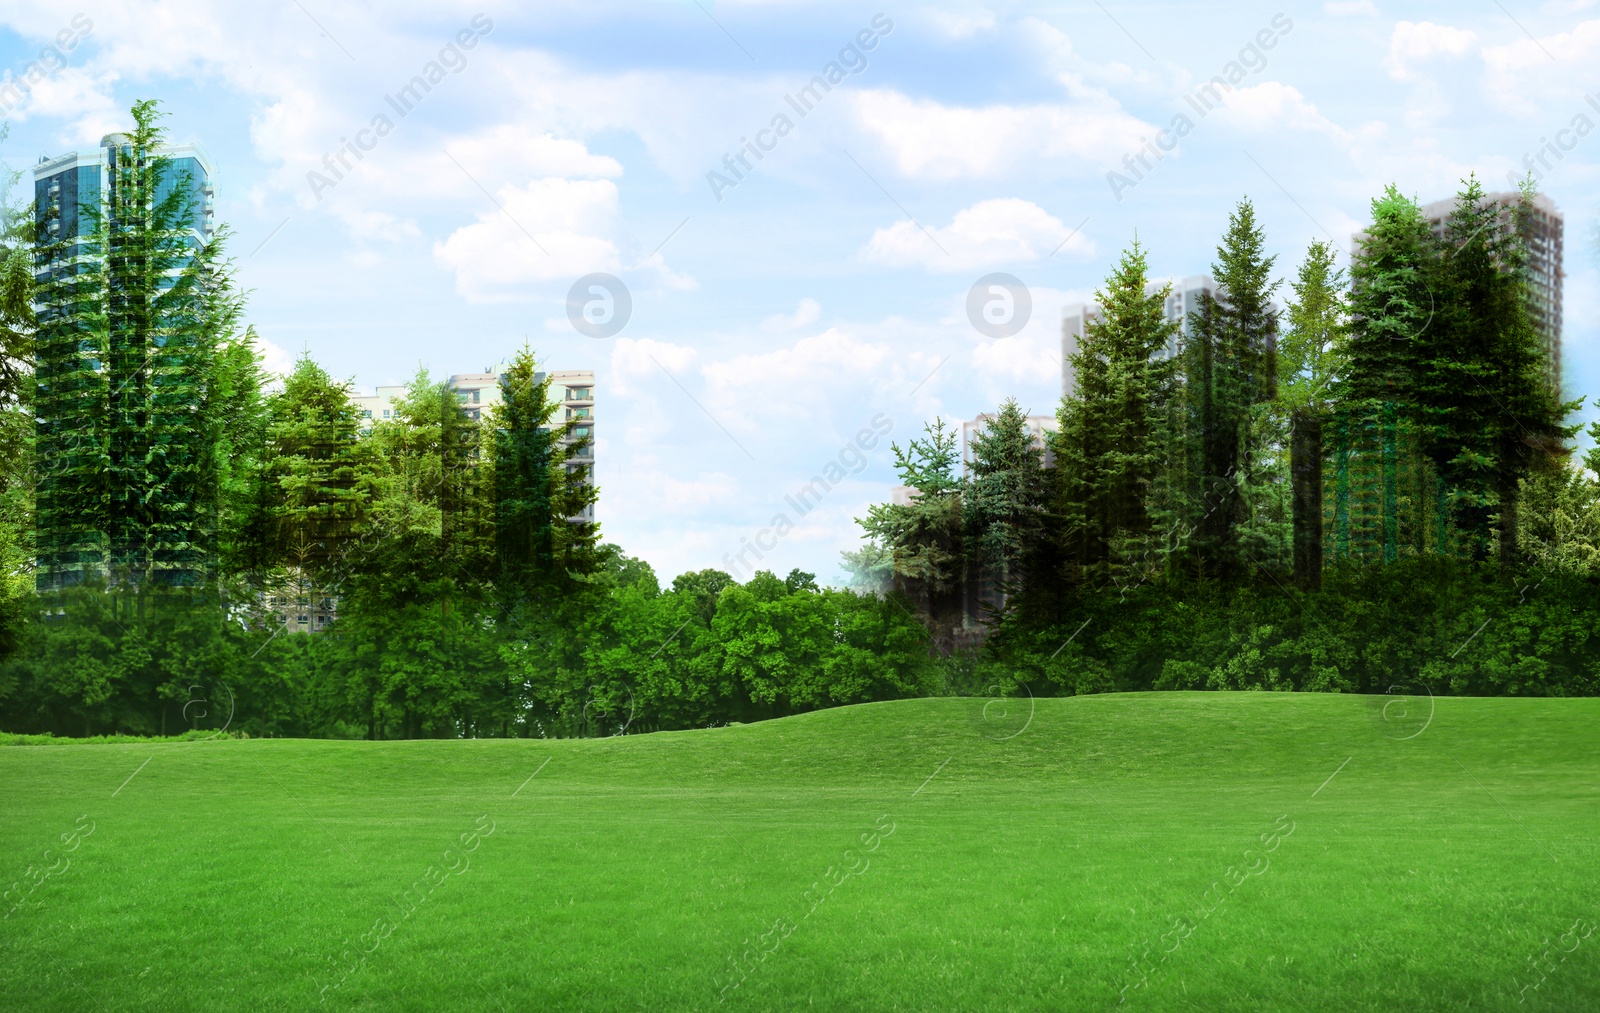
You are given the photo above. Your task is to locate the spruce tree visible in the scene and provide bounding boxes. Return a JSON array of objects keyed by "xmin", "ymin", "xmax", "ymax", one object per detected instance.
[
  {"xmin": 1181, "ymin": 198, "xmax": 1280, "ymax": 580},
  {"xmin": 1345, "ymin": 185, "xmax": 1435, "ymax": 563},
  {"xmin": 1054, "ymin": 238, "xmax": 1179, "ymax": 587},
  {"xmin": 963, "ymin": 398, "xmax": 1050, "ymax": 617},
  {"xmin": 490, "ymin": 346, "xmax": 598, "ymax": 606},
  {"xmin": 32, "ymin": 100, "xmax": 237, "ymax": 597},
  {"xmin": 856, "ymin": 418, "xmax": 965, "ymax": 646},
  {"xmin": 1277, "ymin": 240, "xmax": 1348, "ymax": 588}
]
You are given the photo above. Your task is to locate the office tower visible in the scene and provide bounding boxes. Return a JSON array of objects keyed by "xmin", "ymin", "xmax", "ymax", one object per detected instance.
[
  {"xmin": 32, "ymin": 133, "xmax": 216, "ymax": 592},
  {"xmin": 1061, "ymin": 275, "xmax": 1218, "ymax": 396},
  {"xmin": 1418, "ymin": 191, "xmax": 1563, "ymax": 391}
]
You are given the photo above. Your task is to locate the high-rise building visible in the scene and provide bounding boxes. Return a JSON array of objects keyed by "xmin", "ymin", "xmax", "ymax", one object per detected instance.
[
  {"xmin": 1417, "ymin": 191, "xmax": 1563, "ymax": 390},
  {"xmin": 32, "ymin": 134, "xmax": 215, "ymax": 261},
  {"xmin": 1061, "ymin": 275, "xmax": 1218, "ymax": 396},
  {"xmin": 31, "ymin": 133, "xmax": 216, "ymax": 592}
]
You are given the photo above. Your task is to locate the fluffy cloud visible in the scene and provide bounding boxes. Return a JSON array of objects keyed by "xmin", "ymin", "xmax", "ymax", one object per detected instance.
[
  {"xmin": 851, "ymin": 88, "xmax": 1151, "ymax": 179},
  {"xmin": 1482, "ymin": 19, "xmax": 1600, "ymax": 113},
  {"xmin": 432, "ymin": 177, "xmax": 622, "ymax": 301},
  {"xmin": 762, "ymin": 298, "xmax": 822, "ymax": 332},
  {"xmin": 861, "ymin": 198, "xmax": 1093, "ymax": 272},
  {"xmin": 1205, "ymin": 82, "xmax": 1353, "ymax": 143},
  {"xmin": 1385, "ymin": 21, "xmax": 1478, "ymax": 81}
]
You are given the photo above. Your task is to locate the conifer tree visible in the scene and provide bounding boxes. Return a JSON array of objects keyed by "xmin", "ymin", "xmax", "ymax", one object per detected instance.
[
  {"xmin": 963, "ymin": 398, "xmax": 1050, "ymax": 616},
  {"xmin": 31, "ymin": 100, "xmax": 238, "ymax": 597},
  {"xmin": 1181, "ymin": 199, "xmax": 1280, "ymax": 579},
  {"xmin": 1054, "ymin": 239, "xmax": 1179, "ymax": 586},
  {"xmin": 1431, "ymin": 178, "xmax": 1573, "ymax": 563},
  {"xmin": 1345, "ymin": 185, "xmax": 1435, "ymax": 563},
  {"xmin": 1277, "ymin": 240, "xmax": 1348, "ymax": 588},
  {"xmin": 490, "ymin": 346, "xmax": 598, "ymax": 605},
  {"xmin": 266, "ymin": 355, "xmax": 377, "ymax": 580},
  {"xmin": 856, "ymin": 418, "xmax": 965, "ymax": 644}
]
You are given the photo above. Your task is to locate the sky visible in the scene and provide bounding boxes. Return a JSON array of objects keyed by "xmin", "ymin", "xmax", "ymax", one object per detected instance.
[{"xmin": 1, "ymin": 0, "xmax": 1596, "ymax": 586}]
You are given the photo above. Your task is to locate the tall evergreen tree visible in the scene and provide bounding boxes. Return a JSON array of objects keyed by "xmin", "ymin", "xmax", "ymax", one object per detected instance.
[
  {"xmin": 1053, "ymin": 239, "xmax": 1179, "ymax": 587},
  {"xmin": 266, "ymin": 355, "xmax": 377, "ymax": 583},
  {"xmin": 32, "ymin": 100, "xmax": 238, "ymax": 596},
  {"xmin": 1344, "ymin": 185, "xmax": 1435, "ymax": 563},
  {"xmin": 1182, "ymin": 198, "xmax": 1280, "ymax": 580},
  {"xmin": 1427, "ymin": 178, "xmax": 1573, "ymax": 563},
  {"xmin": 856, "ymin": 418, "xmax": 965, "ymax": 647},
  {"xmin": 963, "ymin": 398, "xmax": 1050, "ymax": 617},
  {"xmin": 1277, "ymin": 240, "xmax": 1349, "ymax": 588},
  {"xmin": 490, "ymin": 346, "xmax": 598, "ymax": 606}
]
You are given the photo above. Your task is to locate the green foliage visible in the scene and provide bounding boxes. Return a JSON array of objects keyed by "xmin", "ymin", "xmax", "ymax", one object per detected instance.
[{"xmin": 1053, "ymin": 238, "xmax": 1179, "ymax": 586}]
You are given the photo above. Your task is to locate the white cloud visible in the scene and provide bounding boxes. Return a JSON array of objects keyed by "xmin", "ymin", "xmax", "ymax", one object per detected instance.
[
  {"xmin": 762, "ymin": 298, "xmax": 822, "ymax": 331},
  {"xmin": 851, "ymin": 88, "xmax": 1152, "ymax": 180},
  {"xmin": 1206, "ymin": 82, "xmax": 1353, "ymax": 144},
  {"xmin": 1482, "ymin": 19, "xmax": 1600, "ymax": 112},
  {"xmin": 432, "ymin": 177, "xmax": 622, "ymax": 301},
  {"xmin": 1385, "ymin": 21, "xmax": 1478, "ymax": 82},
  {"xmin": 862, "ymin": 198, "xmax": 1094, "ymax": 272},
  {"xmin": 924, "ymin": 8, "xmax": 998, "ymax": 38}
]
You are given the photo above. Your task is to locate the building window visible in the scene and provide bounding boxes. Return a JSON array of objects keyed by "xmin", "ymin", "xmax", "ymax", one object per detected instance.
[
  {"xmin": 383, "ymin": 409, "xmax": 391, "ymax": 418},
  {"xmin": 566, "ymin": 387, "xmax": 591, "ymax": 400}
]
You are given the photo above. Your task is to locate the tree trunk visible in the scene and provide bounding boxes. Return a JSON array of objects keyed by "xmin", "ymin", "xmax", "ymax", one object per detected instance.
[
  {"xmin": 1334, "ymin": 413, "xmax": 1350, "ymax": 559},
  {"xmin": 1498, "ymin": 469, "xmax": 1520, "ymax": 568},
  {"xmin": 1291, "ymin": 408, "xmax": 1323, "ymax": 590},
  {"xmin": 1381, "ymin": 401, "xmax": 1398, "ymax": 563}
]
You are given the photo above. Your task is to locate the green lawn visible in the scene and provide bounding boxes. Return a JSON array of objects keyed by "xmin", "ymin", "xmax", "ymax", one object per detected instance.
[{"xmin": 2, "ymin": 692, "xmax": 1597, "ymax": 1011}]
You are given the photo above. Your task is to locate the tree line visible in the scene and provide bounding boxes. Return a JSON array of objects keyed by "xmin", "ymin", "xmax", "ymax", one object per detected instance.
[
  {"xmin": 0, "ymin": 103, "xmax": 933, "ymax": 738},
  {"xmin": 857, "ymin": 184, "xmax": 1600, "ymax": 697}
]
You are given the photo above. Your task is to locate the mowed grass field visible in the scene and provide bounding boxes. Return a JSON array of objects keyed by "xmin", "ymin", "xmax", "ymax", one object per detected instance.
[{"xmin": 2, "ymin": 692, "xmax": 1598, "ymax": 1011}]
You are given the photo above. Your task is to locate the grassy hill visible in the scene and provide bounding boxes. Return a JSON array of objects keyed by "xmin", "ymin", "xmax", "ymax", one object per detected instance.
[{"xmin": 2, "ymin": 692, "xmax": 1597, "ymax": 1010}]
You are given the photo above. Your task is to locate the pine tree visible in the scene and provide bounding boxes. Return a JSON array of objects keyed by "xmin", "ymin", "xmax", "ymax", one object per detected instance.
[
  {"xmin": 856, "ymin": 418, "xmax": 964, "ymax": 646},
  {"xmin": 963, "ymin": 398, "xmax": 1050, "ymax": 618},
  {"xmin": 1054, "ymin": 238, "xmax": 1179, "ymax": 588},
  {"xmin": 32, "ymin": 100, "xmax": 236, "ymax": 597},
  {"xmin": 267, "ymin": 355, "xmax": 376, "ymax": 579},
  {"xmin": 1345, "ymin": 185, "xmax": 1435, "ymax": 564},
  {"xmin": 1181, "ymin": 198, "xmax": 1280, "ymax": 580},
  {"xmin": 1277, "ymin": 240, "xmax": 1348, "ymax": 588},
  {"xmin": 489, "ymin": 346, "xmax": 598, "ymax": 606}
]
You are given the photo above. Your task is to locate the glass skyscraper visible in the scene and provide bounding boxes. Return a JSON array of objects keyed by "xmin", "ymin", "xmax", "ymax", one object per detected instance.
[{"xmin": 31, "ymin": 134, "xmax": 217, "ymax": 593}]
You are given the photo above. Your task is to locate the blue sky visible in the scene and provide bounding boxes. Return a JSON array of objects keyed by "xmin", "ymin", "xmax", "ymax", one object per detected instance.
[{"xmin": 2, "ymin": 0, "xmax": 1596, "ymax": 584}]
